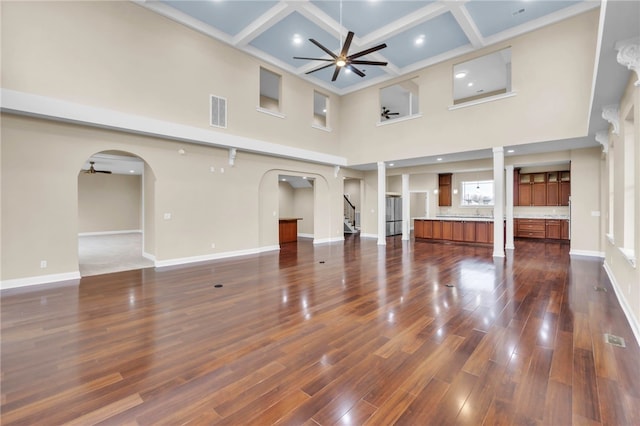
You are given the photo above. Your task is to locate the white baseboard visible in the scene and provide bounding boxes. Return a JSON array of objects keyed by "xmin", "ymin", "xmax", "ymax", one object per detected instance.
[
  {"xmin": 297, "ymin": 233, "xmax": 314, "ymax": 239},
  {"xmin": 603, "ymin": 261, "xmax": 640, "ymax": 347},
  {"xmin": 79, "ymin": 230, "xmax": 142, "ymax": 236},
  {"xmin": 142, "ymin": 252, "xmax": 156, "ymax": 262},
  {"xmin": 1, "ymin": 271, "xmax": 81, "ymax": 291},
  {"xmin": 569, "ymin": 249, "xmax": 605, "ymax": 258},
  {"xmin": 360, "ymin": 233, "xmax": 378, "ymax": 239},
  {"xmin": 313, "ymin": 236, "xmax": 344, "ymax": 245},
  {"xmin": 155, "ymin": 245, "xmax": 280, "ymax": 268}
]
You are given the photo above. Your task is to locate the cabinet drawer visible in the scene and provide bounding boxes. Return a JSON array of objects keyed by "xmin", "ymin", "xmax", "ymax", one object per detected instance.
[
  {"xmin": 518, "ymin": 229, "xmax": 546, "ymax": 238},
  {"xmin": 517, "ymin": 223, "xmax": 545, "ymax": 231}
]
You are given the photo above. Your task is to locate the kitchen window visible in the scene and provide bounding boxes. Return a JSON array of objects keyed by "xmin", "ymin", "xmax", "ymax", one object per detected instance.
[{"xmin": 461, "ymin": 180, "xmax": 494, "ymax": 206}]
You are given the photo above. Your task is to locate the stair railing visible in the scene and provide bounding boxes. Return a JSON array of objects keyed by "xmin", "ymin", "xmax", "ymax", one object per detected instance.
[{"xmin": 344, "ymin": 195, "xmax": 356, "ymax": 227}]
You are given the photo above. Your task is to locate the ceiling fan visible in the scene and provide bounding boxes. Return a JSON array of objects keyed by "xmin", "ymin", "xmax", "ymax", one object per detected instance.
[
  {"xmin": 293, "ymin": 31, "xmax": 388, "ymax": 81},
  {"xmin": 82, "ymin": 161, "xmax": 112, "ymax": 174},
  {"xmin": 381, "ymin": 106, "xmax": 400, "ymax": 120}
]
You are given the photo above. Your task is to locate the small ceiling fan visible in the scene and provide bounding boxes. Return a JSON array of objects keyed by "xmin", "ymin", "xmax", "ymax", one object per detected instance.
[
  {"xmin": 293, "ymin": 31, "xmax": 388, "ymax": 82},
  {"xmin": 381, "ymin": 106, "xmax": 399, "ymax": 120},
  {"xmin": 82, "ymin": 161, "xmax": 112, "ymax": 174}
]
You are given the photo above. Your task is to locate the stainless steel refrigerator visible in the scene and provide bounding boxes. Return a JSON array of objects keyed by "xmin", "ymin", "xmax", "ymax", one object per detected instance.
[{"xmin": 385, "ymin": 196, "xmax": 402, "ymax": 236}]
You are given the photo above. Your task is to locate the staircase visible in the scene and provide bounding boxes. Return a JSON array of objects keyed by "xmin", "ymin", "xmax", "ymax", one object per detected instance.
[{"xmin": 344, "ymin": 195, "xmax": 360, "ymax": 234}]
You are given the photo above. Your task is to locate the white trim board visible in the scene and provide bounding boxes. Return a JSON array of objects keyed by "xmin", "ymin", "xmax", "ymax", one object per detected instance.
[
  {"xmin": 79, "ymin": 230, "xmax": 142, "ymax": 236},
  {"xmin": 154, "ymin": 245, "xmax": 280, "ymax": 268},
  {"xmin": 603, "ymin": 261, "xmax": 640, "ymax": 347},
  {"xmin": 1, "ymin": 89, "xmax": 347, "ymax": 167},
  {"xmin": 569, "ymin": 250, "xmax": 606, "ymax": 258},
  {"xmin": 1, "ymin": 271, "xmax": 81, "ymax": 291},
  {"xmin": 313, "ymin": 236, "xmax": 345, "ymax": 245}
]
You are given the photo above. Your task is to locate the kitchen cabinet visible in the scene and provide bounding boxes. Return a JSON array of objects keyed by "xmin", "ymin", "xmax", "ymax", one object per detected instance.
[
  {"xmin": 441, "ymin": 221, "xmax": 453, "ymax": 240},
  {"xmin": 515, "ymin": 169, "xmax": 570, "ymax": 206},
  {"xmin": 561, "ymin": 220, "xmax": 569, "ymax": 240},
  {"xmin": 438, "ymin": 173, "xmax": 452, "ymax": 206},
  {"xmin": 414, "ymin": 219, "xmax": 424, "ymax": 238},
  {"xmin": 545, "ymin": 219, "xmax": 562, "ymax": 239},
  {"xmin": 516, "ymin": 218, "xmax": 546, "ymax": 239},
  {"xmin": 415, "ymin": 219, "xmax": 493, "ymax": 245},
  {"xmin": 279, "ymin": 218, "xmax": 301, "ymax": 243}
]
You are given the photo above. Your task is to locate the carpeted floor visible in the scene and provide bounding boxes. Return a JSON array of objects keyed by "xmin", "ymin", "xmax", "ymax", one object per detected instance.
[{"xmin": 78, "ymin": 232, "xmax": 154, "ymax": 276}]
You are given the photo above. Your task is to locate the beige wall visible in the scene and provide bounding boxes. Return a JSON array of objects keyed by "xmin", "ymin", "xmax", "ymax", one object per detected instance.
[
  {"xmin": 338, "ymin": 10, "xmax": 598, "ymax": 164},
  {"xmin": 344, "ymin": 179, "xmax": 361, "ymax": 212},
  {"xmin": 603, "ymin": 77, "xmax": 640, "ymax": 338},
  {"xmin": 293, "ymin": 188, "xmax": 314, "ymax": 236},
  {"xmin": 78, "ymin": 173, "xmax": 141, "ymax": 233},
  {"xmin": 1, "ymin": 1, "xmax": 342, "ymax": 158},
  {"xmin": 1, "ymin": 114, "xmax": 344, "ymax": 282},
  {"xmin": 143, "ymin": 163, "xmax": 156, "ymax": 257},
  {"xmin": 278, "ymin": 182, "xmax": 295, "ymax": 218}
]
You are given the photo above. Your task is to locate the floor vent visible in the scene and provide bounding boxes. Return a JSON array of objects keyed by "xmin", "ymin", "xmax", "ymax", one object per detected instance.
[
  {"xmin": 445, "ymin": 284, "xmax": 455, "ymax": 288},
  {"xmin": 594, "ymin": 286, "xmax": 608, "ymax": 292},
  {"xmin": 604, "ymin": 333, "xmax": 626, "ymax": 348},
  {"xmin": 214, "ymin": 284, "xmax": 223, "ymax": 288}
]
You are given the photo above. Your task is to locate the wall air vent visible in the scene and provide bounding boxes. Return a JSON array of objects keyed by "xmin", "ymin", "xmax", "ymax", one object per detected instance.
[{"xmin": 210, "ymin": 95, "xmax": 227, "ymax": 128}]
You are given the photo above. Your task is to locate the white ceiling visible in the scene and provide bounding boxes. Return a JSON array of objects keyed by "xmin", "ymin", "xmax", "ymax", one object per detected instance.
[{"xmin": 83, "ymin": 153, "xmax": 144, "ymax": 175}]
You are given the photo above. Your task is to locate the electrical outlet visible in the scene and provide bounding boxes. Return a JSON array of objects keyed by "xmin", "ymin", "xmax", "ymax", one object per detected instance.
[{"xmin": 40, "ymin": 260, "xmax": 47, "ymax": 268}]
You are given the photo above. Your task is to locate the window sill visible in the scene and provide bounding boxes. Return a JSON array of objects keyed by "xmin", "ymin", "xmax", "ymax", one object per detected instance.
[
  {"xmin": 256, "ymin": 107, "xmax": 285, "ymax": 119},
  {"xmin": 619, "ymin": 247, "xmax": 637, "ymax": 268},
  {"xmin": 311, "ymin": 124, "xmax": 332, "ymax": 132},
  {"xmin": 377, "ymin": 113, "xmax": 422, "ymax": 127},
  {"xmin": 448, "ymin": 91, "xmax": 517, "ymax": 111}
]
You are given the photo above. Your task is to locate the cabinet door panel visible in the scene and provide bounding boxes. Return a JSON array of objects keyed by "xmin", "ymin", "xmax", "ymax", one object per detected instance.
[
  {"xmin": 441, "ymin": 221, "xmax": 453, "ymax": 240},
  {"xmin": 463, "ymin": 222, "xmax": 476, "ymax": 242},
  {"xmin": 547, "ymin": 182, "xmax": 559, "ymax": 206},
  {"xmin": 519, "ymin": 184, "xmax": 531, "ymax": 206},
  {"xmin": 414, "ymin": 220, "xmax": 424, "ymax": 239},
  {"xmin": 433, "ymin": 221, "xmax": 443, "ymax": 239},
  {"xmin": 452, "ymin": 221, "xmax": 464, "ymax": 241},
  {"xmin": 559, "ymin": 182, "xmax": 570, "ymax": 206},
  {"xmin": 424, "ymin": 220, "xmax": 433, "ymax": 238},
  {"xmin": 532, "ymin": 183, "xmax": 546, "ymax": 206}
]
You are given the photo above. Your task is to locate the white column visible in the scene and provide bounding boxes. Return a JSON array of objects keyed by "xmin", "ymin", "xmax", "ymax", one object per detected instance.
[
  {"xmin": 493, "ymin": 147, "xmax": 505, "ymax": 257},
  {"xmin": 505, "ymin": 165, "xmax": 515, "ymax": 250},
  {"xmin": 402, "ymin": 173, "xmax": 410, "ymax": 241},
  {"xmin": 377, "ymin": 161, "xmax": 386, "ymax": 245}
]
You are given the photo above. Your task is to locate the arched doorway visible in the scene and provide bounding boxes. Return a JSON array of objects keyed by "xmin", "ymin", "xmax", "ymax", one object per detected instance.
[{"xmin": 77, "ymin": 151, "xmax": 155, "ymax": 276}]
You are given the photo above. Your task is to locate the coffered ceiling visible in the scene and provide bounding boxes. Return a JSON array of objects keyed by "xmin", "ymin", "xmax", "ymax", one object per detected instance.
[{"xmin": 140, "ymin": 0, "xmax": 598, "ymax": 95}]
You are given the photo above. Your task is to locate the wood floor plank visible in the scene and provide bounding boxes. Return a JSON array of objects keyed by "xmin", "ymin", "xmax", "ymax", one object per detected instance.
[{"xmin": 1, "ymin": 237, "xmax": 638, "ymax": 425}]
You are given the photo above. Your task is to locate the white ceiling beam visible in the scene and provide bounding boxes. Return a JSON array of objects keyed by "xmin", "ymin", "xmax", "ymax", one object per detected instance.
[
  {"xmin": 448, "ymin": 2, "xmax": 485, "ymax": 49},
  {"xmin": 232, "ymin": 2, "xmax": 292, "ymax": 47}
]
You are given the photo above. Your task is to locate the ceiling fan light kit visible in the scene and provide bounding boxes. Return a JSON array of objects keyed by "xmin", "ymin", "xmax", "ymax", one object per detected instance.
[{"xmin": 294, "ymin": 30, "xmax": 388, "ymax": 82}]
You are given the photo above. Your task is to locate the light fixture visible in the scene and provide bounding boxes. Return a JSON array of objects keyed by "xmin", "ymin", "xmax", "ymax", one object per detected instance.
[
  {"xmin": 344, "ymin": 68, "xmax": 352, "ymax": 74},
  {"xmin": 437, "ymin": 157, "xmax": 443, "ymax": 161},
  {"xmin": 453, "ymin": 189, "xmax": 458, "ymax": 195},
  {"xmin": 129, "ymin": 170, "xmax": 135, "ymax": 173},
  {"xmin": 507, "ymin": 149, "xmax": 515, "ymax": 153},
  {"xmin": 414, "ymin": 35, "xmax": 425, "ymax": 46},
  {"xmin": 467, "ymin": 82, "xmax": 474, "ymax": 87},
  {"xmin": 336, "ymin": 58, "xmax": 346, "ymax": 67},
  {"xmin": 322, "ymin": 108, "xmax": 327, "ymax": 113},
  {"xmin": 455, "ymin": 71, "xmax": 467, "ymax": 79},
  {"xmin": 302, "ymin": 176, "xmax": 307, "ymax": 180},
  {"xmin": 389, "ymin": 163, "xmax": 394, "ymax": 167},
  {"xmin": 292, "ymin": 34, "xmax": 303, "ymax": 45}
]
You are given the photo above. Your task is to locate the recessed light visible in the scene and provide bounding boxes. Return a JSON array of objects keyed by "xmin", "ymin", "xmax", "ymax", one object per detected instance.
[
  {"xmin": 437, "ymin": 157, "xmax": 443, "ymax": 161},
  {"xmin": 129, "ymin": 170, "xmax": 135, "ymax": 173},
  {"xmin": 389, "ymin": 163, "xmax": 394, "ymax": 167},
  {"xmin": 292, "ymin": 34, "xmax": 303, "ymax": 45},
  {"xmin": 455, "ymin": 71, "xmax": 467, "ymax": 79},
  {"xmin": 414, "ymin": 35, "xmax": 425, "ymax": 46},
  {"xmin": 302, "ymin": 176, "xmax": 307, "ymax": 180},
  {"xmin": 322, "ymin": 108, "xmax": 327, "ymax": 113},
  {"xmin": 507, "ymin": 149, "xmax": 515, "ymax": 153},
  {"xmin": 281, "ymin": 178, "xmax": 287, "ymax": 181},
  {"xmin": 467, "ymin": 82, "xmax": 474, "ymax": 87},
  {"xmin": 345, "ymin": 68, "xmax": 352, "ymax": 74}
]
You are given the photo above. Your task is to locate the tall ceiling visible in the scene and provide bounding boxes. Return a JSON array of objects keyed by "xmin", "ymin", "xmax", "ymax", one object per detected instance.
[{"xmin": 142, "ymin": 0, "xmax": 599, "ymax": 95}]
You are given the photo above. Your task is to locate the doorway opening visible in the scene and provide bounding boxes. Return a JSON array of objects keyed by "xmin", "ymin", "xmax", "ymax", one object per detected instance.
[
  {"xmin": 77, "ymin": 151, "xmax": 154, "ymax": 276},
  {"xmin": 278, "ymin": 174, "xmax": 315, "ymax": 244}
]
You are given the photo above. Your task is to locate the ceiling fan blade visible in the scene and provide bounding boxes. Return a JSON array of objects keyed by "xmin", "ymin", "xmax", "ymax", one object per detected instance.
[
  {"xmin": 309, "ymin": 38, "xmax": 337, "ymax": 59},
  {"xmin": 348, "ymin": 43, "xmax": 387, "ymax": 60},
  {"xmin": 331, "ymin": 66, "xmax": 341, "ymax": 81},
  {"xmin": 306, "ymin": 62, "xmax": 337, "ymax": 74},
  {"xmin": 350, "ymin": 60, "xmax": 388, "ymax": 66},
  {"xmin": 340, "ymin": 31, "xmax": 354, "ymax": 58},
  {"xmin": 293, "ymin": 57, "xmax": 335, "ymax": 61},
  {"xmin": 346, "ymin": 64, "xmax": 365, "ymax": 78},
  {"xmin": 96, "ymin": 170, "xmax": 112, "ymax": 174},
  {"xmin": 388, "ymin": 112, "xmax": 400, "ymax": 115}
]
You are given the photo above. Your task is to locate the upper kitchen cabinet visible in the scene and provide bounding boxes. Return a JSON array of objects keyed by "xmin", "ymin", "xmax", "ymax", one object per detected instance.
[
  {"xmin": 515, "ymin": 169, "xmax": 570, "ymax": 206},
  {"xmin": 438, "ymin": 173, "xmax": 452, "ymax": 206}
]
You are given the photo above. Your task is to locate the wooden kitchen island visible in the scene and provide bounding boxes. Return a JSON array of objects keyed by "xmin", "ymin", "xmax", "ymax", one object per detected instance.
[{"xmin": 279, "ymin": 218, "xmax": 302, "ymax": 243}]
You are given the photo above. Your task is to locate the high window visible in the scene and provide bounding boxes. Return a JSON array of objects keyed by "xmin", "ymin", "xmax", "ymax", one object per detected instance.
[
  {"xmin": 379, "ymin": 78, "xmax": 419, "ymax": 123},
  {"xmin": 453, "ymin": 47, "xmax": 511, "ymax": 105},
  {"xmin": 313, "ymin": 91, "xmax": 329, "ymax": 129},
  {"xmin": 259, "ymin": 67, "xmax": 281, "ymax": 114}
]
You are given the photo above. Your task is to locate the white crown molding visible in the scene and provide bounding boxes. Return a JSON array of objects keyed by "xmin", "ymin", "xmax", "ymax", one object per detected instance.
[
  {"xmin": 615, "ymin": 37, "xmax": 640, "ymax": 86},
  {"xmin": 595, "ymin": 130, "xmax": 609, "ymax": 154},
  {"xmin": 602, "ymin": 104, "xmax": 620, "ymax": 134}
]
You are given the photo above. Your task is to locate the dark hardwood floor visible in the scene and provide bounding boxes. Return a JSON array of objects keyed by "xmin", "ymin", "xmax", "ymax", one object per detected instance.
[{"xmin": 2, "ymin": 236, "xmax": 639, "ymax": 425}]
